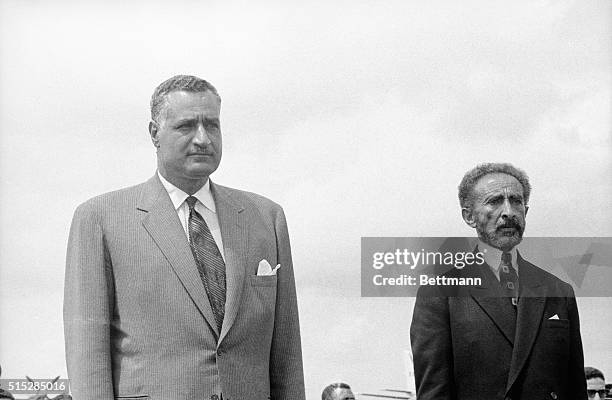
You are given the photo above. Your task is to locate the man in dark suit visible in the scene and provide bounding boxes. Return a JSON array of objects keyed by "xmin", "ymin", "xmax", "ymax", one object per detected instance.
[
  {"xmin": 63, "ymin": 75, "xmax": 305, "ymax": 400},
  {"xmin": 410, "ymin": 162, "xmax": 586, "ymax": 400}
]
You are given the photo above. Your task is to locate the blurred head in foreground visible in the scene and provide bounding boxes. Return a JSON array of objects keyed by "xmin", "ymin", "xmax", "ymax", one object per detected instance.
[
  {"xmin": 322, "ymin": 382, "xmax": 356, "ymax": 400},
  {"xmin": 585, "ymin": 367, "xmax": 606, "ymax": 400}
]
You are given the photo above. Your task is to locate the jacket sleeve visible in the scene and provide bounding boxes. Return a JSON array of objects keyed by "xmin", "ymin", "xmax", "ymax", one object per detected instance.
[
  {"xmin": 63, "ymin": 203, "xmax": 115, "ymax": 400},
  {"xmin": 269, "ymin": 207, "xmax": 305, "ymax": 400},
  {"xmin": 410, "ymin": 287, "xmax": 456, "ymax": 400},
  {"xmin": 566, "ymin": 284, "xmax": 587, "ymax": 400}
]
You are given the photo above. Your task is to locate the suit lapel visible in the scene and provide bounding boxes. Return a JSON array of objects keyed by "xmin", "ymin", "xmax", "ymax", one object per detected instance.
[
  {"xmin": 137, "ymin": 175, "xmax": 220, "ymax": 337},
  {"xmin": 505, "ymin": 255, "xmax": 547, "ymax": 394},
  {"xmin": 469, "ymin": 262, "xmax": 516, "ymax": 346},
  {"xmin": 211, "ymin": 182, "xmax": 248, "ymax": 344}
]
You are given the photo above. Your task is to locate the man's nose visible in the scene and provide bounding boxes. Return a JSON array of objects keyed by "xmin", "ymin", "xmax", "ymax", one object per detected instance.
[
  {"xmin": 193, "ymin": 124, "xmax": 212, "ymax": 145},
  {"xmin": 500, "ymin": 198, "xmax": 515, "ymax": 219}
]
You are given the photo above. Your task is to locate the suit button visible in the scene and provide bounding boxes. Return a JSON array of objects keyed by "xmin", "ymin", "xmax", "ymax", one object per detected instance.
[
  {"xmin": 550, "ymin": 392, "xmax": 558, "ymax": 399},
  {"xmin": 211, "ymin": 395, "xmax": 219, "ymax": 400}
]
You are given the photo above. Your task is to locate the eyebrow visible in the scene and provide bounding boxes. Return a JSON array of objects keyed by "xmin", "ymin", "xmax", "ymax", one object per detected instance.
[
  {"xmin": 173, "ymin": 117, "xmax": 220, "ymax": 125},
  {"xmin": 482, "ymin": 192, "xmax": 523, "ymax": 203},
  {"xmin": 482, "ymin": 193, "xmax": 503, "ymax": 202}
]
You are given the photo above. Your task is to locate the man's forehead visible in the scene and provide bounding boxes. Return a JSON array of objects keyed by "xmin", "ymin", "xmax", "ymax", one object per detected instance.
[
  {"xmin": 474, "ymin": 173, "xmax": 523, "ymax": 195},
  {"xmin": 163, "ymin": 90, "xmax": 220, "ymax": 117},
  {"xmin": 165, "ymin": 89, "xmax": 213, "ymax": 101},
  {"xmin": 333, "ymin": 388, "xmax": 355, "ymax": 400},
  {"xmin": 587, "ymin": 377, "xmax": 606, "ymax": 389}
]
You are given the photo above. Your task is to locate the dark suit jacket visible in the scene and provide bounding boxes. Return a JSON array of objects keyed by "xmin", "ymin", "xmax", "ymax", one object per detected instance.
[
  {"xmin": 63, "ymin": 175, "xmax": 305, "ymax": 400},
  {"xmin": 410, "ymin": 253, "xmax": 586, "ymax": 400}
]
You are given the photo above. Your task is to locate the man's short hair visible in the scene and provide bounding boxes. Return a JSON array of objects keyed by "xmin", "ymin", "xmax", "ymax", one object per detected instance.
[
  {"xmin": 322, "ymin": 382, "xmax": 352, "ymax": 400},
  {"xmin": 585, "ymin": 366, "xmax": 605, "ymax": 380},
  {"xmin": 150, "ymin": 74, "xmax": 220, "ymax": 123},
  {"xmin": 458, "ymin": 162, "xmax": 531, "ymax": 209}
]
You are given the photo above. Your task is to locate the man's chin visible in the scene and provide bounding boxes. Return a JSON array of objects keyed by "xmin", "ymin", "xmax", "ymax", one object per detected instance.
[
  {"xmin": 479, "ymin": 230, "xmax": 523, "ymax": 251},
  {"xmin": 490, "ymin": 235, "xmax": 522, "ymax": 251},
  {"xmin": 185, "ymin": 164, "xmax": 219, "ymax": 179}
]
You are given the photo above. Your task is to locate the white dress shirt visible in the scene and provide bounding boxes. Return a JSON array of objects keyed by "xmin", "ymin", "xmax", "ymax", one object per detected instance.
[
  {"xmin": 478, "ymin": 240, "xmax": 518, "ymax": 281},
  {"xmin": 157, "ymin": 172, "xmax": 225, "ymax": 260}
]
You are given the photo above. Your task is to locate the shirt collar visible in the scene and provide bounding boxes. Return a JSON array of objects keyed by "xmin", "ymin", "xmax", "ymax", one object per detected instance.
[
  {"xmin": 157, "ymin": 171, "xmax": 216, "ymax": 213},
  {"xmin": 478, "ymin": 240, "xmax": 519, "ymax": 274}
]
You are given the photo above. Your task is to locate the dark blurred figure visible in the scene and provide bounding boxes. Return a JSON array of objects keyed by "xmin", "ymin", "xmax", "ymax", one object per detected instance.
[
  {"xmin": 585, "ymin": 367, "xmax": 607, "ymax": 400},
  {"xmin": 0, "ymin": 365, "xmax": 15, "ymax": 400},
  {"xmin": 322, "ymin": 382, "xmax": 356, "ymax": 400}
]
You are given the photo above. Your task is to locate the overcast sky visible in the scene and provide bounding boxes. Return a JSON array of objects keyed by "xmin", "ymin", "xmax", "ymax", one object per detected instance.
[{"xmin": 1, "ymin": 0, "xmax": 610, "ymax": 397}]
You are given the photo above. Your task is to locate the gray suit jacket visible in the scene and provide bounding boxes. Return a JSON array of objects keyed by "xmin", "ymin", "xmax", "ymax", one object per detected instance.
[{"xmin": 63, "ymin": 175, "xmax": 305, "ymax": 400}]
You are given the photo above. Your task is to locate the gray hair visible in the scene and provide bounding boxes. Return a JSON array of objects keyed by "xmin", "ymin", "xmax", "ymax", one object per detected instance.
[
  {"xmin": 150, "ymin": 75, "xmax": 220, "ymax": 123},
  {"xmin": 458, "ymin": 162, "xmax": 531, "ymax": 209}
]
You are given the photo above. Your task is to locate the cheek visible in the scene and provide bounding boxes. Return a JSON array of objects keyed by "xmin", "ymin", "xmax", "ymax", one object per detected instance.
[
  {"xmin": 166, "ymin": 137, "xmax": 189, "ymax": 152},
  {"xmin": 161, "ymin": 142, "xmax": 179, "ymax": 158},
  {"xmin": 477, "ymin": 212, "xmax": 496, "ymax": 227}
]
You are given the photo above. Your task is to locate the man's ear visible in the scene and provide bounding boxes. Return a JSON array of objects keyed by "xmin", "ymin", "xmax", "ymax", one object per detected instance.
[
  {"xmin": 149, "ymin": 121, "xmax": 160, "ymax": 148},
  {"xmin": 461, "ymin": 207, "xmax": 477, "ymax": 228},
  {"xmin": 524, "ymin": 205, "xmax": 529, "ymax": 217}
]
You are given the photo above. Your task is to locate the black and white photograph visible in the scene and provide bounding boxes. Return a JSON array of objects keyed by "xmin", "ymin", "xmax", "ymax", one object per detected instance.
[{"xmin": 0, "ymin": 1, "xmax": 610, "ymax": 399}]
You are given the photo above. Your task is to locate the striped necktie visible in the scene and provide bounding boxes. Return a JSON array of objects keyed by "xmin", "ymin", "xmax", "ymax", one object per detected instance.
[
  {"xmin": 186, "ymin": 196, "xmax": 226, "ymax": 332},
  {"xmin": 500, "ymin": 251, "xmax": 519, "ymax": 308}
]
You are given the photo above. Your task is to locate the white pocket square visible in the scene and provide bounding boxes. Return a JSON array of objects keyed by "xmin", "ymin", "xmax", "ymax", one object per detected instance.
[
  {"xmin": 548, "ymin": 314, "xmax": 559, "ymax": 320},
  {"xmin": 257, "ymin": 259, "xmax": 281, "ymax": 276}
]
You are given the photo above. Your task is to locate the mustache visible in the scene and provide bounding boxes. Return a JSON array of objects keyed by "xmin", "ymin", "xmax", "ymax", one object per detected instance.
[
  {"xmin": 189, "ymin": 146, "xmax": 214, "ymax": 155},
  {"xmin": 496, "ymin": 218, "xmax": 523, "ymax": 232}
]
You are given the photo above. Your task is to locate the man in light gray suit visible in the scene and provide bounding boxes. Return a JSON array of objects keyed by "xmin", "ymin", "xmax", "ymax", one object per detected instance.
[{"xmin": 63, "ymin": 75, "xmax": 305, "ymax": 400}]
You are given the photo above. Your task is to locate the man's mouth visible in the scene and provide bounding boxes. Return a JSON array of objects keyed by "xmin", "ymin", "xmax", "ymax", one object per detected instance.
[{"xmin": 497, "ymin": 223, "xmax": 521, "ymax": 235}]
